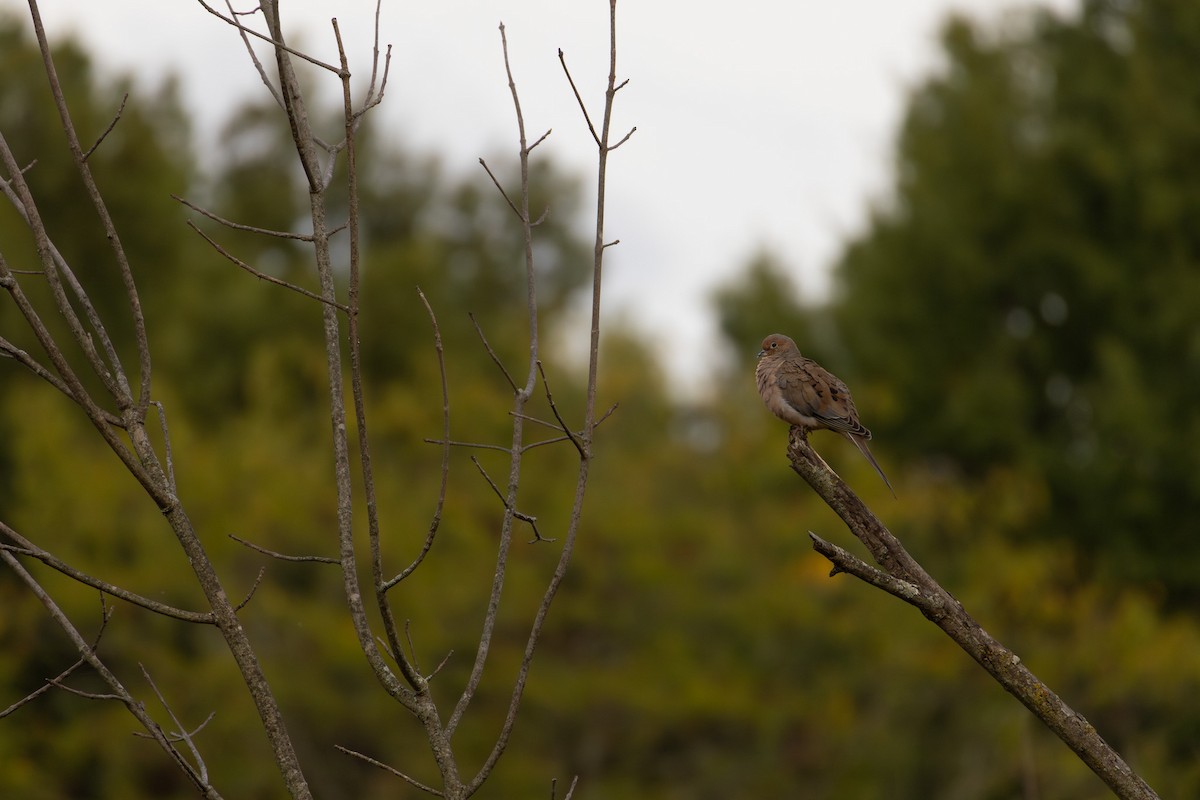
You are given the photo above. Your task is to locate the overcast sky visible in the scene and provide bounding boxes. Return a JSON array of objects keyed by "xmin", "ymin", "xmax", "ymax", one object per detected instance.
[{"xmin": 5, "ymin": 0, "xmax": 1078, "ymax": 390}]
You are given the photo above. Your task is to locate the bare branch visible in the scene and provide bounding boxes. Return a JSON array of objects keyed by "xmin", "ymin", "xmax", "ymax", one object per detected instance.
[
  {"xmin": 0, "ymin": 522, "xmax": 216, "ymax": 623},
  {"xmin": 233, "ymin": 567, "xmax": 267, "ymax": 612},
  {"xmin": 151, "ymin": 401, "xmax": 177, "ymax": 495},
  {"xmin": 0, "ymin": 549, "xmax": 221, "ymax": 797},
  {"xmin": 0, "ymin": 334, "xmax": 125, "ymax": 428},
  {"xmin": 0, "ymin": 596, "xmax": 111, "ymax": 719},
  {"xmin": 82, "ymin": 93, "xmax": 128, "ymax": 161},
  {"xmin": 140, "ymin": 663, "xmax": 211, "ymax": 785},
  {"xmin": 26, "ymin": 1, "xmax": 152, "ymax": 411},
  {"xmin": 558, "ymin": 48, "xmax": 600, "ymax": 146},
  {"xmin": 421, "ymin": 437, "xmax": 512, "ymax": 454},
  {"xmin": 185, "ymin": 222, "xmax": 349, "ymax": 312},
  {"xmin": 551, "ymin": 776, "xmax": 580, "ymax": 800},
  {"xmin": 223, "ymin": 0, "xmax": 286, "ymax": 109},
  {"xmin": 174, "ymin": 194, "xmax": 314, "ymax": 240},
  {"xmin": 537, "ymin": 360, "xmax": 583, "ymax": 457},
  {"xmin": 468, "ymin": 2, "xmax": 628, "ymax": 790},
  {"xmin": 228, "ymin": 534, "xmax": 338, "ymax": 564},
  {"xmin": 807, "ymin": 532, "xmax": 927, "ymax": 606},
  {"xmin": 133, "ymin": 711, "xmax": 216, "ymax": 743},
  {"xmin": 384, "ymin": 289, "xmax": 452, "ymax": 589},
  {"xmin": 609, "ymin": 126, "xmax": 637, "ymax": 150},
  {"xmin": 786, "ymin": 427, "xmax": 1159, "ymax": 800},
  {"xmin": 195, "ymin": 0, "xmax": 342, "ymax": 75},
  {"xmin": 1, "ymin": 657, "xmax": 85, "ymax": 718},
  {"xmin": 468, "ymin": 312, "xmax": 519, "ymax": 393},
  {"xmin": 478, "ymin": 157, "xmax": 522, "ymax": 220},
  {"xmin": 334, "ymin": 746, "xmax": 444, "ymax": 796}
]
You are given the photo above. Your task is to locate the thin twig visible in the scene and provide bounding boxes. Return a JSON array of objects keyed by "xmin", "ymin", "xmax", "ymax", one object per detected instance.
[
  {"xmin": 140, "ymin": 663, "xmax": 210, "ymax": 784},
  {"xmin": 173, "ymin": 194, "xmax": 314, "ymax": 240},
  {"xmin": 537, "ymin": 360, "xmax": 583, "ymax": 457},
  {"xmin": 334, "ymin": 746, "xmax": 444, "ymax": 796},
  {"xmin": 469, "ymin": 312, "xmax": 518, "ymax": 393},
  {"xmin": 228, "ymin": 534, "xmax": 339, "ymax": 564},
  {"xmin": 0, "ymin": 596, "xmax": 112, "ymax": 719},
  {"xmin": 384, "ymin": 288, "xmax": 452, "ymax": 589},
  {"xmin": 195, "ymin": 0, "xmax": 342, "ymax": 75},
  {"xmin": 133, "ymin": 711, "xmax": 216, "ymax": 743},
  {"xmin": 467, "ymin": 456, "xmax": 552, "ymax": 542},
  {"xmin": 82, "ymin": 93, "xmax": 128, "ymax": 161},
  {"xmin": 478, "ymin": 157, "xmax": 522, "ymax": 220},
  {"xmin": 151, "ymin": 401, "xmax": 177, "ymax": 495},
  {"xmin": 807, "ymin": 532, "xmax": 925, "ymax": 604},
  {"xmin": 558, "ymin": 49, "xmax": 600, "ymax": 146},
  {"xmin": 403, "ymin": 620, "xmax": 422, "ymax": 674},
  {"xmin": 186, "ymin": 222, "xmax": 349, "ymax": 312},
  {"xmin": 0, "ymin": 334, "xmax": 125, "ymax": 428},
  {"xmin": 421, "ymin": 437, "xmax": 512, "ymax": 454},
  {"xmin": 233, "ymin": 567, "xmax": 267, "ymax": 612}
]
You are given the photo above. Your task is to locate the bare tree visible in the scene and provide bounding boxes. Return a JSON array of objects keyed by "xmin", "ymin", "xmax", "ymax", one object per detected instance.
[{"xmin": 0, "ymin": 1, "xmax": 631, "ymax": 797}]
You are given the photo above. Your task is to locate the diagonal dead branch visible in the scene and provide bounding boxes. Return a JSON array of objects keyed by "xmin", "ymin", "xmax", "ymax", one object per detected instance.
[{"xmin": 785, "ymin": 426, "xmax": 1159, "ymax": 800}]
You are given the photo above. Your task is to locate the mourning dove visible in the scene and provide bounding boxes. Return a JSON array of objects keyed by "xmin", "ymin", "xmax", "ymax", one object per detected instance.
[{"xmin": 756, "ymin": 333, "xmax": 894, "ymax": 495}]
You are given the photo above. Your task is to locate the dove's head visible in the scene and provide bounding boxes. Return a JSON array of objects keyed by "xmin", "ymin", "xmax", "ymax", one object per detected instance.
[{"xmin": 757, "ymin": 333, "xmax": 799, "ymax": 359}]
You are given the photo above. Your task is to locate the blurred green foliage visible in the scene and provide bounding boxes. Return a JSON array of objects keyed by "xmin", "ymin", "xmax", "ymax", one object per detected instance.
[{"xmin": 2, "ymin": 2, "xmax": 1200, "ymax": 798}]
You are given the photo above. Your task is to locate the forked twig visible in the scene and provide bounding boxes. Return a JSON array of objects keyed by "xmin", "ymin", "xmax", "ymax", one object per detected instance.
[
  {"xmin": 786, "ymin": 427, "xmax": 1159, "ymax": 800},
  {"xmin": 0, "ymin": 596, "xmax": 112, "ymax": 719},
  {"xmin": 139, "ymin": 663, "xmax": 212, "ymax": 784}
]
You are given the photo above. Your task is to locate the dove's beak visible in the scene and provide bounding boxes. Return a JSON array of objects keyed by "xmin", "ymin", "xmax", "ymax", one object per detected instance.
[{"xmin": 756, "ymin": 348, "xmax": 766, "ymax": 359}]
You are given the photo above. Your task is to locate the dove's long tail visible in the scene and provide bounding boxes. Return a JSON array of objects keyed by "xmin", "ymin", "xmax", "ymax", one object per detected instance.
[{"xmin": 847, "ymin": 434, "xmax": 896, "ymax": 497}]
